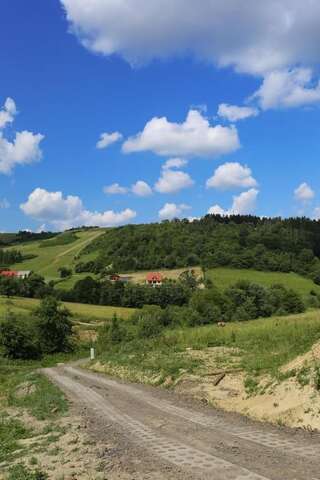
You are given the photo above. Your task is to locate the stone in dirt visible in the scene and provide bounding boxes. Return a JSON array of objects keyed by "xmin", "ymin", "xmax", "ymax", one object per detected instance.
[{"xmin": 15, "ymin": 382, "xmax": 36, "ymax": 398}]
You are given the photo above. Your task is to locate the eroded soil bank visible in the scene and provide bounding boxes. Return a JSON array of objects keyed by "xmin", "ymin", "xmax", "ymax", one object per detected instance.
[{"xmin": 89, "ymin": 342, "xmax": 320, "ymax": 431}]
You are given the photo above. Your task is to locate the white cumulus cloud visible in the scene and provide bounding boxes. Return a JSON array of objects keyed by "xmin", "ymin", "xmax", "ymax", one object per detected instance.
[
  {"xmin": 208, "ymin": 188, "xmax": 259, "ymax": 216},
  {"xmin": 155, "ymin": 169, "xmax": 194, "ymax": 194},
  {"xmin": 96, "ymin": 131, "xmax": 123, "ymax": 149},
  {"xmin": 20, "ymin": 188, "xmax": 136, "ymax": 230},
  {"xmin": 218, "ymin": 103, "xmax": 259, "ymax": 122},
  {"xmin": 163, "ymin": 158, "xmax": 188, "ymax": 170},
  {"xmin": 294, "ymin": 182, "xmax": 315, "ymax": 202},
  {"xmin": 122, "ymin": 110, "xmax": 240, "ymax": 158},
  {"xmin": 206, "ymin": 162, "xmax": 257, "ymax": 190},
  {"xmin": 252, "ymin": 68, "xmax": 320, "ymax": 110},
  {"xmin": 159, "ymin": 202, "xmax": 190, "ymax": 220},
  {"xmin": 131, "ymin": 180, "xmax": 152, "ymax": 197},
  {"xmin": 60, "ymin": 0, "xmax": 320, "ymax": 76},
  {"xmin": 0, "ymin": 98, "xmax": 17, "ymax": 129},
  {"xmin": 104, "ymin": 183, "xmax": 128, "ymax": 195},
  {"xmin": 0, "ymin": 130, "xmax": 44, "ymax": 175}
]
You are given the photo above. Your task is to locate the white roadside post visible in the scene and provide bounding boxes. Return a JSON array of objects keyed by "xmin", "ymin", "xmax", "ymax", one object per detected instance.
[{"xmin": 90, "ymin": 347, "xmax": 95, "ymax": 361}]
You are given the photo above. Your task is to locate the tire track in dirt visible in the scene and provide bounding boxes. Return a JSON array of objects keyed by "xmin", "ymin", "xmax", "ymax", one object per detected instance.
[
  {"xmin": 46, "ymin": 368, "xmax": 270, "ymax": 480},
  {"xmin": 64, "ymin": 365, "xmax": 320, "ymax": 460}
]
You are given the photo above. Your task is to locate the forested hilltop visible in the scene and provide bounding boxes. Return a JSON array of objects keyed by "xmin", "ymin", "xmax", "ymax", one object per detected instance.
[{"xmin": 78, "ymin": 215, "xmax": 320, "ymax": 279}]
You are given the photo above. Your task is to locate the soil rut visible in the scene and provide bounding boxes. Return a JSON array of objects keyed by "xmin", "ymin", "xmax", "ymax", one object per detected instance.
[{"xmin": 44, "ymin": 365, "xmax": 320, "ymax": 480}]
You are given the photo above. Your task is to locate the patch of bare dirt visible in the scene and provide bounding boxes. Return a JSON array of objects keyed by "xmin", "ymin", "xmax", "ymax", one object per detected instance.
[
  {"xmin": 0, "ymin": 407, "xmax": 117, "ymax": 480},
  {"xmin": 91, "ymin": 345, "xmax": 320, "ymax": 432},
  {"xmin": 174, "ymin": 346, "xmax": 320, "ymax": 431}
]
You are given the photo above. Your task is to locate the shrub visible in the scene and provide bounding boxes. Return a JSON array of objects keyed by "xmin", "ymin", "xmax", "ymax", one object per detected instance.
[
  {"xmin": 130, "ymin": 305, "xmax": 165, "ymax": 338},
  {"xmin": 0, "ymin": 312, "xmax": 40, "ymax": 360},
  {"xmin": 35, "ymin": 297, "xmax": 73, "ymax": 354},
  {"xmin": 58, "ymin": 267, "xmax": 72, "ymax": 279}
]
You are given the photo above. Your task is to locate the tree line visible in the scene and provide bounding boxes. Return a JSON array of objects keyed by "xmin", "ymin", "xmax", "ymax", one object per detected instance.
[
  {"xmin": 0, "ymin": 248, "xmax": 23, "ymax": 267},
  {"xmin": 77, "ymin": 215, "xmax": 320, "ymax": 279},
  {"xmin": 98, "ymin": 280, "xmax": 306, "ymax": 349}
]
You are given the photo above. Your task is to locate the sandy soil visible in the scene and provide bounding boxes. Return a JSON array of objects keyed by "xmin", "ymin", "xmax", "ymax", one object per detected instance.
[
  {"xmin": 91, "ymin": 344, "xmax": 320, "ymax": 432},
  {"xmin": 172, "ymin": 345, "xmax": 320, "ymax": 431}
]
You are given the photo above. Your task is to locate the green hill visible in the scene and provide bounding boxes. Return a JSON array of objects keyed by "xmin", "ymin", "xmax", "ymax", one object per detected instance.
[
  {"xmin": 2, "ymin": 216, "xmax": 320, "ymax": 300},
  {"xmin": 78, "ymin": 215, "xmax": 320, "ymax": 278},
  {"xmin": 6, "ymin": 229, "xmax": 104, "ymax": 281}
]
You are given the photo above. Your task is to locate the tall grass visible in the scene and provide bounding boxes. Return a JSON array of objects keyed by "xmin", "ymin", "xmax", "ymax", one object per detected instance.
[
  {"xmin": 166, "ymin": 311, "xmax": 320, "ymax": 374},
  {"xmin": 97, "ymin": 311, "xmax": 320, "ymax": 379}
]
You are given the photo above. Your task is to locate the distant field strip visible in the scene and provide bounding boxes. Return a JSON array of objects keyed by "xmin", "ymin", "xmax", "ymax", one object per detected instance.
[{"xmin": 0, "ymin": 296, "xmax": 135, "ymax": 321}]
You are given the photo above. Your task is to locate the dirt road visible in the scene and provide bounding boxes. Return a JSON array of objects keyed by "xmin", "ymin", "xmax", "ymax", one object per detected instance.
[{"xmin": 44, "ymin": 364, "xmax": 320, "ymax": 480}]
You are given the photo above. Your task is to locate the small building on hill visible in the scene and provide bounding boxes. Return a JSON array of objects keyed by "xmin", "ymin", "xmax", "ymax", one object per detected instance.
[
  {"xmin": 109, "ymin": 274, "xmax": 131, "ymax": 283},
  {"xmin": 0, "ymin": 270, "xmax": 31, "ymax": 279},
  {"xmin": 109, "ymin": 274, "xmax": 121, "ymax": 282},
  {"xmin": 146, "ymin": 272, "xmax": 163, "ymax": 287},
  {"xmin": 0, "ymin": 270, "xmax": 17, "ymax": 278}
]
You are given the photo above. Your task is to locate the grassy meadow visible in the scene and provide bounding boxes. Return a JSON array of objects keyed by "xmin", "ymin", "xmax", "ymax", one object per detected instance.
[
  {"xmin": 206, "ymin": 267, "xmax": 320, "ymax": 297},
  {"xmin": 6, "ymin": 229, "xmax": 104, "ymax": 281},
  {"xmin": 0, "ymin": 296, "xmax": 135, "ymax": 323}
]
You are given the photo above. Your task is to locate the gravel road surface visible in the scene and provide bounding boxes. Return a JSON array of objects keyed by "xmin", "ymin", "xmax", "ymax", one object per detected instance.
[{"xmin": 44, "ymin": 364, "xmax": 320, "ymax": 480}]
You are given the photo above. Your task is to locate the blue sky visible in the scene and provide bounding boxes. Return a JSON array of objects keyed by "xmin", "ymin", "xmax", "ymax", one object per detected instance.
[{"xmin": 1, "ymin": 0, "xmax": 320, "ymax": 231}]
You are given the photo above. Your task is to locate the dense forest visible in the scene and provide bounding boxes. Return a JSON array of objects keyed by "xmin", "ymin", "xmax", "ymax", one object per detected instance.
[{"xmin": 79, "ymin": 215, "xmax": 320, "ymax": 278}]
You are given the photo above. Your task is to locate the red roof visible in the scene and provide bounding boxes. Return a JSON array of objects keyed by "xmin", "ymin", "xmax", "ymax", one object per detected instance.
[
  {"xmin": 146, "ymin": 272, "xmax": 163, "ymax": 282},
  {"xmin": 0, "ymin": 270, "xmax": 18, "ymax": 277}
]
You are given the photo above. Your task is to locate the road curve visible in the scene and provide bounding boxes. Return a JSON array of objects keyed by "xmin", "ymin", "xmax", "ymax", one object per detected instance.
[{"xmin": 44, "ymin": 364, "xmax": 320, "ymax": 480}]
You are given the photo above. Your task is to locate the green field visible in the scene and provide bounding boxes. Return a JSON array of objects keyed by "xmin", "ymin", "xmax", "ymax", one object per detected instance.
[
  {"xmin": 0, "ymin": 296, "xmax": 135, "ymax": 322},
  {"xmin": 207, "ymin": 268, "xmax": 320, "ymax": 297},
  {"xmin": 7, "ymin": 229, "xmax": 104, "ymax": 281},
  {"xmin": 56, "ymin": 272, "xmax": 99, "ymax": 290}
]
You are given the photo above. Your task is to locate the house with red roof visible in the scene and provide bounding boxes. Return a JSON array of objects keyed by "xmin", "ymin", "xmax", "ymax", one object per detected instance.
[
  {"xmin": 0, "ymin": 270, "xmax": 31, "ymax": 279},
  {"xmin": 146, "ymin": 272, "xmax": 163, "ymax": 287}
]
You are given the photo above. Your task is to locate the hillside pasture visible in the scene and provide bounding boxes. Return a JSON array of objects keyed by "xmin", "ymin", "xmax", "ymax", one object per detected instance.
[
  {"xmin": 207, "ymin": 268, "xmax": 320, "ymax": 297},
  {"xmin": 56, "ymin": 273, "xmax": 99, "ymax": 290},
  {"xmin": 6, "ymin": 229, "xmax": 104, "ymax": 280},
  {"xmin": 0, "ymin": 296, "xmax": 135, "ymax": 323}
]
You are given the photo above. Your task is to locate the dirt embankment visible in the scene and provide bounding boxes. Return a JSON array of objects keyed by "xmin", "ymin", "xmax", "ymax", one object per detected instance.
[{"xmin": 90, "ymin": 343, "xmax": 320, "ymax": 431}]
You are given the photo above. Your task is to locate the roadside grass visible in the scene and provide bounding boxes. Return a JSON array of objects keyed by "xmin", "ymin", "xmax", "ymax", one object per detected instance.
[
  {"xmin": 0, "ymin": 350, "xmax": 86, "ymax": 466},
  {"xmin": 98, "ymin": 337, "xmax": 200, "ymax": 383},
  {"xmin": 0, "ymin": 354, "xmax": 77, "ymax": 419},
  {"xmin": 6, "ymin": 464, "xmax": 48, "ymax": 480},
  {"xmin": 0, "ymin": 296, "xmax": 135, "ymax": 322},
  {"xmin": 167, "ymin": 310, "xmax": 320, "ymax": 375},
  {"xmin": 6, "ymin": 229, "xmax": 104, "ymax": 280},
  {"xmin": 7, "ymin": 373, "xmax": 68, "ymax": 421},
  {"xmin": 0, "ymin": 415, "xmax": 33, "ymax": 463},
  {"xmin": 97, "ymin": 310, "xmax": 320, "ymax": 381},
  {"xmin": 207, "ymin": 267, "xmax": 320, "ymax": 297}
]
